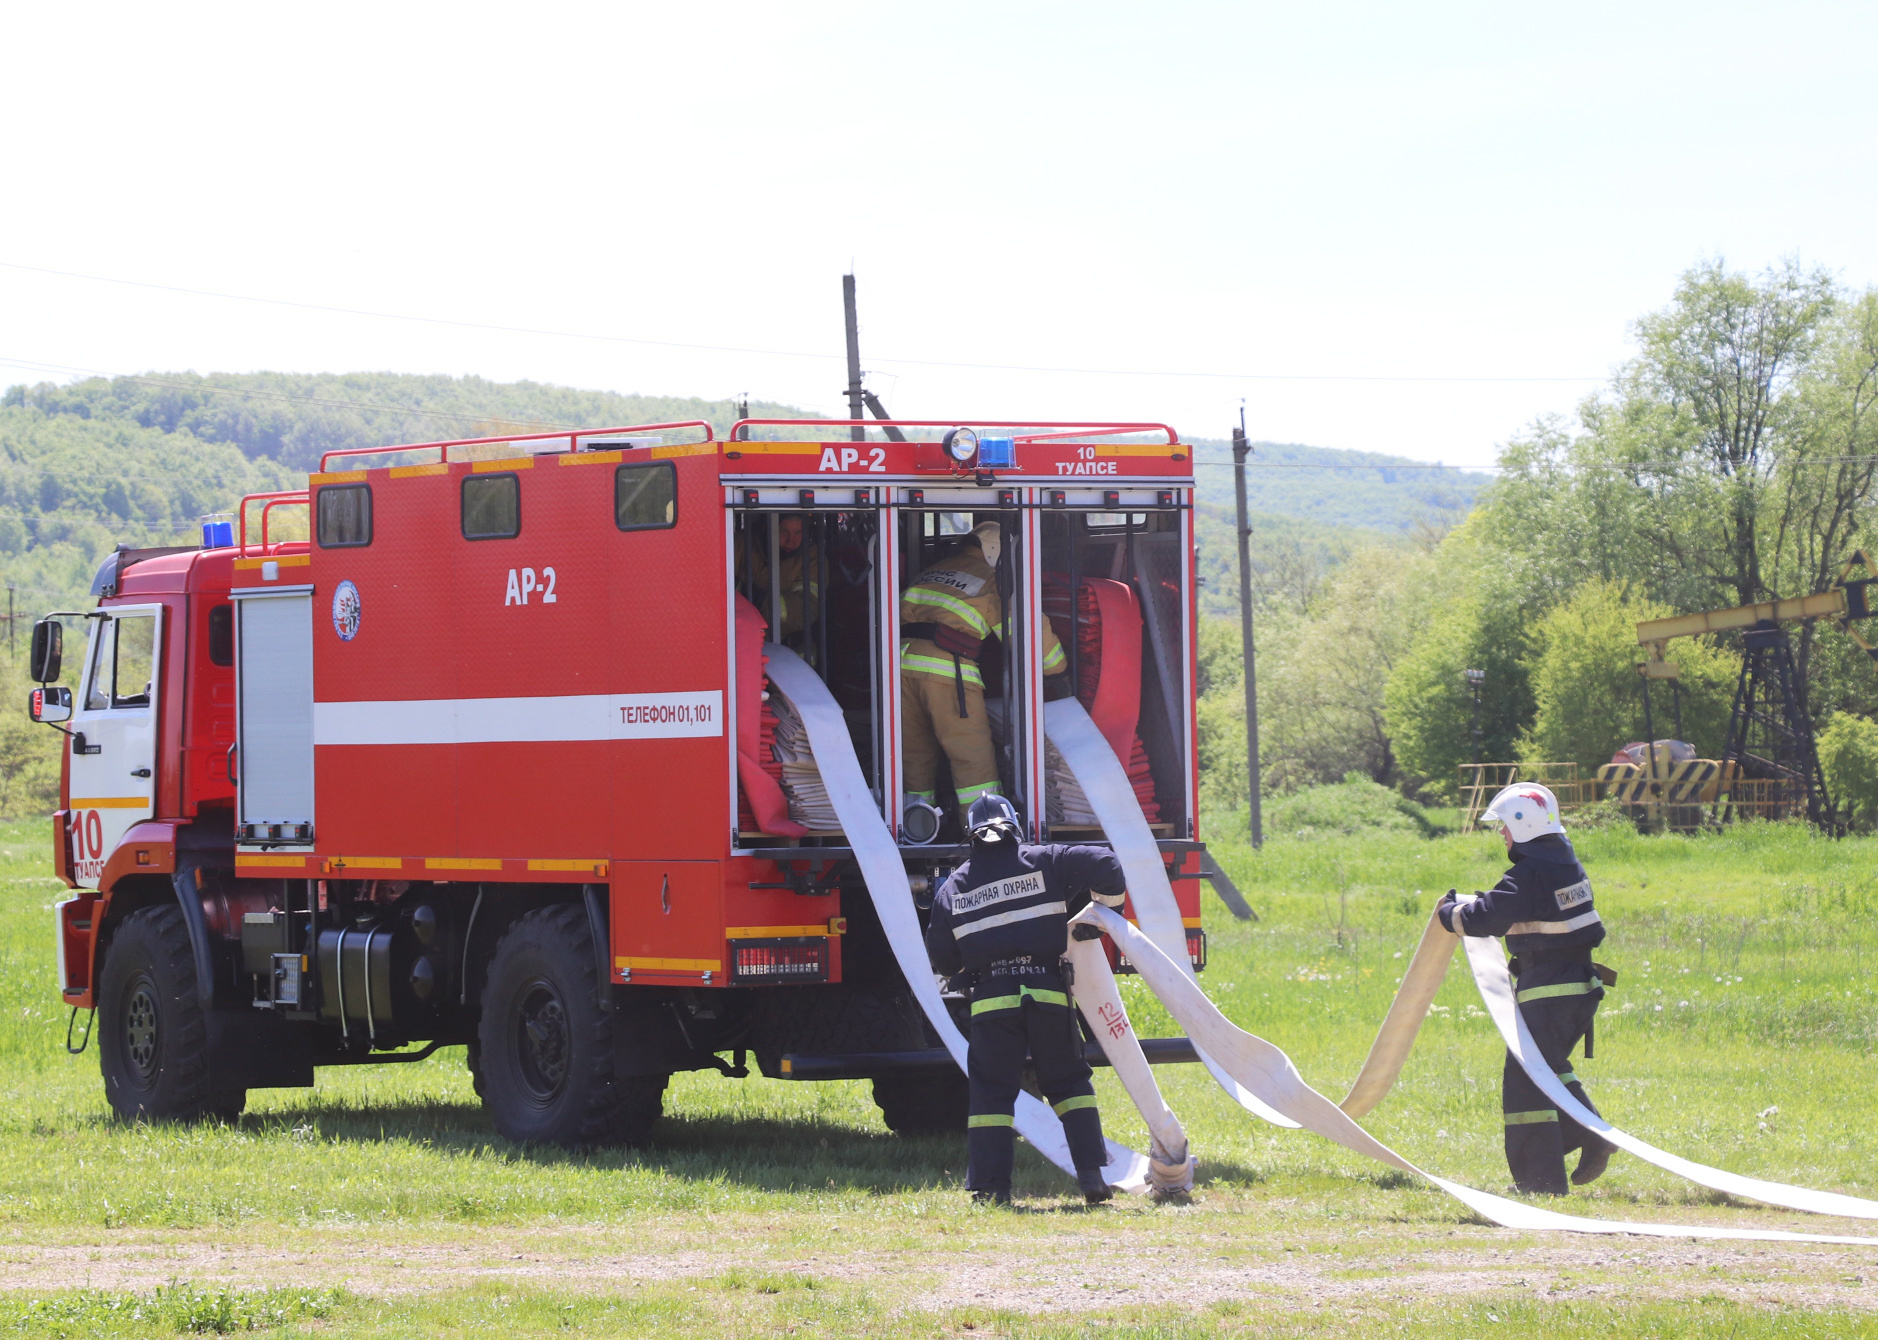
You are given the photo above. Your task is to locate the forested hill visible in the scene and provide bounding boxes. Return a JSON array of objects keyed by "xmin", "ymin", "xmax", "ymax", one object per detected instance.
[
  {"xmin": 0, "ymin": 373, "xmax": 816, "ymax": 610},
  {"xmin": 5, "ymin": 372, "xmax": 1496, "ymax": 529},
  {"xmin": 2, "ymin": 372, "xmax": 807, "ymax": 473},
  {"xmin": 1187, "ymin": 437, "xmax": 1492, "ymax": 533},
  {"xmin": 0, "ymin": 371, "xmax": 1490, "ymax": 614}
]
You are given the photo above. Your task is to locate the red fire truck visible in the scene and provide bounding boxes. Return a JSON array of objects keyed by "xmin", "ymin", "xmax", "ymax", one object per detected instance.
[{"xmin": 28, "ymin": 418, "xmax": 1217, "ymax": 1145}]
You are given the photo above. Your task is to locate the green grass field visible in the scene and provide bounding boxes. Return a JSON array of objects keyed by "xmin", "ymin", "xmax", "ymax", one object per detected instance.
[{"xmin": 2, "ymin": 816, "xmax": 1878, "ymax": 1336}]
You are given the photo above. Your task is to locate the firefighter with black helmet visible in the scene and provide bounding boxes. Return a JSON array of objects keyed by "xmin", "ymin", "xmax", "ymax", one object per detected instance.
[
  {"xmin": 925, "ymin": 794, "xmax": 1125, "ymax": 1206},
  {"xmin": 900, "ymin": 521, "xmax": 1071, "ymax": 827},
  {"xmin": 1438, "ymin": 783, "xmax": 1618, "ymax": 1195}
]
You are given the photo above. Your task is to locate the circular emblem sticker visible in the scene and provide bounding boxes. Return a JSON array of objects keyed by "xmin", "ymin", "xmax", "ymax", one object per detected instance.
[{"xmin": 332, "ymin": 580, "xmax": 362, "ymax": 642}]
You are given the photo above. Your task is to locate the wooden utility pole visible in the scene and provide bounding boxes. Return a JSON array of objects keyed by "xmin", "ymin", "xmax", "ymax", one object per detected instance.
[
  {"xmin": 842, "ymin": 275, "xmax": 865, "ymax": 443},
  {"xmin": 1232, "ymin": 407, "xmax": 1262, "ymax": 847}
]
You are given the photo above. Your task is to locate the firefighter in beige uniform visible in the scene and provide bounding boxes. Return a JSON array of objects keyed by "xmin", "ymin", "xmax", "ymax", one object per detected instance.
[
  {"xmin": 737, "ymin": 514, "xmax": 819, "ymax": 641},
  {"xmin": 900, "ymin": 521, "xmax": 1069, "ymax": 814}
]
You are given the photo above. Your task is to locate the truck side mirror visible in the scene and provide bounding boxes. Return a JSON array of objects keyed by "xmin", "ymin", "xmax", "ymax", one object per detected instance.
[
  {"xmin": 28, "ymin": 686, "xmax": 71, "ymax": 724},
  {"xmin": 29, "ymin": 620, "xmax": 61, "ymax": 684}
]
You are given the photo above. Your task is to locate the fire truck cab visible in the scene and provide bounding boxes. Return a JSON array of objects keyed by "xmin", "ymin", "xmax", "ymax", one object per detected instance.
[{"xmin": 32, "ymin": 418, "xmax": 1211, "ymax": 1144}]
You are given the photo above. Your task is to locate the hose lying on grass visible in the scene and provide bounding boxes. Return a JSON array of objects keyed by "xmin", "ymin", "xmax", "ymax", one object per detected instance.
[{"xmin": 1073, "ymin": 901, "xmax": 1878, "ymax": 1245}]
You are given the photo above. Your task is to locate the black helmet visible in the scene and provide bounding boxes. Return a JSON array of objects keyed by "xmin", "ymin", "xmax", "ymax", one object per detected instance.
[{"xmin": 966, "ymin": 793, "xmax": 1020, "ymax": 843}]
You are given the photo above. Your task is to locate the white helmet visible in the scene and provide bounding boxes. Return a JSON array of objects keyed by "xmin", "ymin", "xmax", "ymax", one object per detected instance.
[
  {"xmin": 1480, "ymin": 783, "xmax": 1566, "ymax": 843},
  {"xmin": 970, "ymin": 520, "xmax": 1002, "ymax": 568}
]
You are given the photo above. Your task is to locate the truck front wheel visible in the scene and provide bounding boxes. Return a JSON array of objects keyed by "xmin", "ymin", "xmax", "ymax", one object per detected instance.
[
  {"xmin": 97, "ymin": 904, "xmax": 245, "ymax": 1122},
  {"xmin": 477, "ymin": 905, "xmax": 661, "ymax": 1146}
]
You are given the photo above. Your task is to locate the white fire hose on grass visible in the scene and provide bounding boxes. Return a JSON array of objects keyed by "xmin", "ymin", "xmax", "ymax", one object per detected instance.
[
  {"xmin": 764, "ymin": 648, "xmax": 1160, "ymax": 1192},
  {"xmin": 769, "ymin": 649, "xmax": 1877, "ymax": 1235},
  {"xmin": 1071, "ymin": 902, "xmax": 1878, "ymax": 1245}
]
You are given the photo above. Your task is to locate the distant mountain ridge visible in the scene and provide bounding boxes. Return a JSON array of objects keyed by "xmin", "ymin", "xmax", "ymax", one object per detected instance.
[
  {"xmin": 1186, "ymin": 437, "xmax": 1492, "ymax": 533},
  {"xmin": 0, "ymin": 372, "xmax": 1494, "ymax": 615},
  {"xmin": 5, "ymin": 372, "xmax": 808, "ymax": 473}
]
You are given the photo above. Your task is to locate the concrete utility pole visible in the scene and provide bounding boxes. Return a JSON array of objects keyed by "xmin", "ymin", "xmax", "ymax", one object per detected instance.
[
  {"xmin": 842, "ymin": 274, "xmax": 865, "ymax": 443},
  {"xmin": 1232, "ymin": 407, "xmax": 1262, "ymax": 848}
]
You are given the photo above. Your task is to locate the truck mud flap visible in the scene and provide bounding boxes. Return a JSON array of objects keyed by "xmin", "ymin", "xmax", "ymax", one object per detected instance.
[{"xmin": 208, "ymin": 1009, "xmax": 314, "ymax": 1090}]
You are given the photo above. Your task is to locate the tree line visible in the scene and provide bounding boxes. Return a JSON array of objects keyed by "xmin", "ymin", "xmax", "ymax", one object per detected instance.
[{"xmin": 1200, "ymin": 258, "xmax": 1878, "ymax": 824}]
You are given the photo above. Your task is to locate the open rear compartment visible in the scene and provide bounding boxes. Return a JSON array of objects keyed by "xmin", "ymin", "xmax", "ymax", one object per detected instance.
[
  {"xmin": 730, "ymin": 503, "xmax": 887, "ymax": 841},
  {"xmin": 726, "ymin": 493, "xmax": 1193, "ymax": 850},
  {"xmin": 719, "ymin": 455, "xmax": 1203, "ymax": 1113}
]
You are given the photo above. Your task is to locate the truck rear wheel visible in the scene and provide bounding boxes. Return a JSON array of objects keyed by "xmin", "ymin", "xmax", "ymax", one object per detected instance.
[
  {"xmin": 98, "ymin": 904, "xmax": 245, "ymax": 1123},
  {"xmin": 477, "ymin": 905, "xmax": 661, "ymax": 1146},
  {"xmin": 872, "ymin": 1070, "xmax": 969, "ymax": 1136}
]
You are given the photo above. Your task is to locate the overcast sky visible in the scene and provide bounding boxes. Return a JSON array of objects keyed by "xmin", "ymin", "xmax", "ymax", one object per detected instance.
[{"xmin": 3, "ymin": 0, "xmax": 1874, "ymax": 467}]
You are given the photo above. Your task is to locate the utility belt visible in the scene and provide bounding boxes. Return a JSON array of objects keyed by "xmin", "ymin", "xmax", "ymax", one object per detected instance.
[
  {"xmin": 1508, "ymin": 951, "xmax": 1617, "ymax": 985},
  {"xmin": 949, "ymin": 953, "xmax": 1067, "ymax": 994},
  {"xmin": 901, "ymin": 622, "xmax": 984, "ymax": 718},
  {"xmin": 1508, "ymin": 954, "xmax": 1618, "ymax": 1057}
]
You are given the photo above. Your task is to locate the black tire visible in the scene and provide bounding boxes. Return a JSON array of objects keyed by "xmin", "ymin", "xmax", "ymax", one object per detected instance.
[
  {"xmin": 872, "ymin": 1069, "xmax": 969, "ymax": 1136},
  {"xmin": 97, "ymin": 905, "xmax": 246, "ymax": 1122},
  {"xmin": 476, "ymin": 904, "xmax": 664, "ymax": 1146}
]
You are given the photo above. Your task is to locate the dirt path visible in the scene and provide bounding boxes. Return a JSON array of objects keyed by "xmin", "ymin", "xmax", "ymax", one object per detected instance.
[{"xmin": 4, "ymin": 1225, "xmax": 1875, "ymax": 1315}]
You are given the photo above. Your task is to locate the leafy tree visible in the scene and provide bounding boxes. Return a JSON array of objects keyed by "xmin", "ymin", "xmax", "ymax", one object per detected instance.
[
  {"xmin": 1255, "ymin": 548, "xmax": 1421, "ymax": 791},
  {"xmin": 1818, "ymin": 713, "xmax": 1878, "ymax": 830},
  {"xmin": 1384, "ymin": 521, "xmax": 1536, "ymax": 798},
  {"xmin": 1198, "ymin": 546, "xmax": 1429, "ymax": 809},
  {"xmin": 1517, "ymin": 579, "xmax": 1740, "ymax": 772},
  {"xmin": 1478, "ymin": 259, "xmax": 1878, "ymax": 729}
]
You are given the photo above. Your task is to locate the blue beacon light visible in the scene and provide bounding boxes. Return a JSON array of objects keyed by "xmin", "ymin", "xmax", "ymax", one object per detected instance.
[{"xmin": 977, "ymin": 437, "xmax": 1017, "ymax": 468}]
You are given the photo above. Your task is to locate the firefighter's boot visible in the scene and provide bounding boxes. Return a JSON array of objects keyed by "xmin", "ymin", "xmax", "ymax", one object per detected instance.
[
  {"xmin": 1572, "ymin": 1136, "xmax": 1616, "ymax": 1186},
  {"xmin": 1077, "ymin": 1169, "xmax": 1115, "ymax": 1205}
]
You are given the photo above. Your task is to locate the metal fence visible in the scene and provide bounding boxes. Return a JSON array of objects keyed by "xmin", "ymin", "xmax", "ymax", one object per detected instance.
[{"xmin": 1457, "ymin": 761, "xmax": 1804, "ymax": 832}]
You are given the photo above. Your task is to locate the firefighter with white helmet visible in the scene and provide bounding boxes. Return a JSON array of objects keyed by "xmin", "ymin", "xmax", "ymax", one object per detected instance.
[
  {"xmin": 1437, "ymin": 783, "xmax": 1618, "ymax": 1194},
  {"xmin": 925, "ymin": 794, "xmax": 1126, "ymax": 1206},
  {"xmin": 899, "ymin": 520, "xmax": 1070, "ymax": 824}
]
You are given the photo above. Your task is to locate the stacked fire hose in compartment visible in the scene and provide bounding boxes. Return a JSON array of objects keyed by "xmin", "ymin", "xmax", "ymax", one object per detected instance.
[{"xmin": 764, "ymin": 645, "xmax": 1878, "ymax": 1241}]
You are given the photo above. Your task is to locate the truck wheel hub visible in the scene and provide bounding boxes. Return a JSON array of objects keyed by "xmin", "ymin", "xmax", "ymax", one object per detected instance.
[
  {"xmin": 125, "ymin": 985, "xmax": 159, "ymax": 1080},
  {"xmin": 516, "ymin": 982, "xmax": 569, "ymax": 1099}
]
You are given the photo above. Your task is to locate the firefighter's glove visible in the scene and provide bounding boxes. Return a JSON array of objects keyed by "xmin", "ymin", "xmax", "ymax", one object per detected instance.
[
  {"xmin": 1070, "ymin": 921, "xmax": 1105, "ymax": 942},
  {"xmin": 1436, "ymin": 888, "xmax": 1463, "ymax": 935},
  {"xmin": 1043, "ymin": 672, "xmax": 1075, "ymax": 702}
]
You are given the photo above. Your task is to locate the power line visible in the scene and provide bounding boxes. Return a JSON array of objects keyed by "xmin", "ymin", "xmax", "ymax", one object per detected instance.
[
  {"xmin": 0, "ymin": 260, "xmax": 1611, "ymax": 385},
  {"xmin": 1191, "ymin": 459, "xmax": 1500, "ymax": 473}
]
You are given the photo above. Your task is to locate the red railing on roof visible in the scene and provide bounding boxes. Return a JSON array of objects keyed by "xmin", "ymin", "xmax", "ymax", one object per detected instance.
[
  {"xmin": 726, "ymin": 418, "xmax": 1180, "ymax": 444},
  {"xmin": 237, "ymin": 491, "xmax": 310, "ymax": 557},
  {"xmin": 1012, "ymin": 425, "xmax": 1178, "ymax": 444},
  {"xmin": 317, "ymin": 421, "xmax": 715, "ymax": 474}
]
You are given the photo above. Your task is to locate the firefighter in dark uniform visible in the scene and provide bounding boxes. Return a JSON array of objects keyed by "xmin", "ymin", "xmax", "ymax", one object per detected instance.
[
  {"xmin": 925, "ymin": 794, "xmax": 1126, "ymax": 1206},
  {"xmin": 1438, "ymin": 783, "xmax": 1618, "ymax": 1195}
]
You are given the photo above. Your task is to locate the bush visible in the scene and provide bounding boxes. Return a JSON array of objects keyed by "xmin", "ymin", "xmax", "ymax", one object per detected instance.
[
  {"xmin": 1819, "ymin": 712, "xmax": 1878, "ymax": 830},
  {"xmin": 1261, "ymin": 775, "xmax": 1443, "ymax": 840}
]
